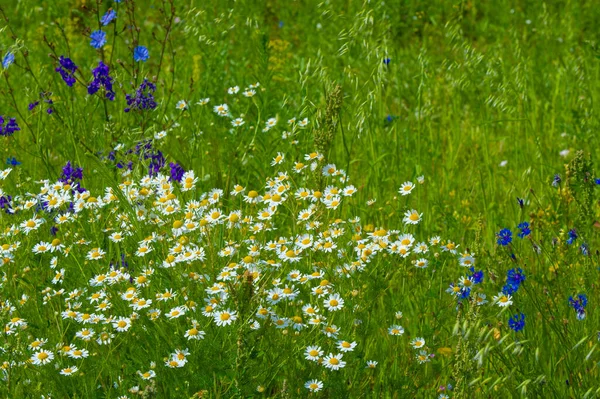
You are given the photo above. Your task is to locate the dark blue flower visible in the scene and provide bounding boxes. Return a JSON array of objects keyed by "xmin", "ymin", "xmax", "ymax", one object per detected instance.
[
  {"xmin": 0, "ymin": 116, "xmax": 20, "ymax": 137},
  {"xmin": 101, "ymin": 9, "xmax": 117, "ymax": 25},
  {"xmin": 133, "ymin": 45, "xmax": 149, "ymax": 62},
  {"xmin": 0, "ymin": 195, "xmax": 12, "ymax": 214},
  {"xmin": 496, "ymin": 228, "xmax": 513, "ymax": 246},
  {"xmin": 169, "ymin": 162, "xmax": 185, "ymax": 182},
  {"xmin": 507, "ymin": 268, "xmax": 526, "ymax": 286},
  {"xmin": 2, "ymin": 52, "xmax": 14, "ymax": 69},
  {"xmin": 59, "ymin": 161, "xmax": 84, "ymax": 184},
  {"xmin": 90, "ymin": 30, "xmax": 107, "ymax": 49},
  {"xmin": 569, "ymin": 294, "xmax": 587, "ymax": 320},
  {"xmin": 125, "ymin": 79, "xmax": 156, "ymax": 112},
  {"xmin": 88, "ymin": 61, "xmax": 115, "ymax": 101},
  {"xmin": 55, "ymin": 56, "xmax": 78, "ymax": 87},
  {"xmin": 278, "ymin": 21, "xmax": 284, "ymax": 28},
  {"xmin": 458, "ymin": 287, "xmax": 471, "ymax": 300},
  {"xmin": 508, "ymin": 313, "xmax": 525, "ymax": 332},
  {"xmin": 468, "ymin": 267, "xmax": 484, "ymax": 284},
  {"xmin": 580, "ymin": 243, "xmax": 590, "ymax": 256},
  {"xmin": 517, "ymin": 197, "xmax": 524, "ymax": 208},
  {"xmin": 383, "ymin": 57, "xmax": 391, "ymax": 65},
  {"xmin": 6, "ymin": 157, "xmax": 20, "ymax": 166},
  {"xmin": 567, "ymin": 229, "xmax": 577, "ymax": 245},
  {"xmin": 595, "ymin": 178, "xmax": 600, "ymax": 185},
  {"xmin": 50, "ymin": 226, "xmax": 59, "ymax": 236},
  {"xmin": 517, "ymin": 222, "xmax": 531, "ymax": 238},
  {"xmin": 28, "ymin": 101, "xmax": 40, "ymax": 111},
  {"xmin": 552, "ymin": 174, "xmax": 561, "ymax": 187}
]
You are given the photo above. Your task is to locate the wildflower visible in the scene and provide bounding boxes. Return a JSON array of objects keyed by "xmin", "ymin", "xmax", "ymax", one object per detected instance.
[
  {"xmin": 2, "ymin": 52, "xmax": 14, "ymax": 69},
  {"xmin": 125, "ymin": 79, "xmax": 157, "ymax": 112},
  {"xmin": 552, "ymin": 174, "xmax": 561, "ymax": 187},
  {"xmin": 169, "ymin": 162, "xmax": 185, "ymax": 183},
  {"xmin": 324, "ymin": 293, "xmax": 344, "ymax": 311},
  {"xmin": 101, "ymin": 9, "xmax": 117, "ymax": 25},
  {"xmin": 566, "ymin": 229, "xmax": 577, "ymax": 245},
  {"xmin": 496, "ymin": 228, "xmax": 512, "ymax": 246},
  {"xmin": 517, "ymin": 197, "xmax": 524, "ymax": 208},
  {"xmin": 416, "ymin": 350, "xmax": 431, "ymax": 364},
  {"xmin": 366, "ymin": 360, "xmax": 378, "ymax": 368},
  {"xmin": 388, "ymin": 325, "xmax": 404, "ymax": 336},
  {"xmin": 323, "ymin": 353, "xmax": 346, "ymax": 371},
  {"xmin": 90, "ymin": 30, "xmax": 107, "ymax": 49},
  {"xmin": 508, "ymin": 313, "xmax": 525, "ymax": 332},
  {"xmin": 133, "ymin": 46, "xmax": 149, "ymax": 62},
  {"xmin": 176, "ymin": 100, "xmax": 188, "ymax": 110},
  {"xmin": 305, "ymin": 380, "xmax": 323, "ymax": 392},
  {"xmin": 337, "ymin": 340, "xmax": 357, "ymax": 352},
  {"xmin": 517, "ymin": 222, "xmax": 531, "ymax": 238},
  {"xmin": 493, "ymin": 292, "xmax": 513, "ymax": 307},
  {"xmin": 31, "ymin": 350, "xmax": 54, "ymax": 365},
  {"xmin": 569, "ymin": 294, "xmax": 587, "ymax": 320},
  {"xmin": 411, "ymin": 337, "xmax": 426, "ymax": 349},
  {"xmin": 55, "ymin": 56, "xmax": 78, "ymax": 87},
  {"xmin": 0, "ymin": 116, "xmax": 21, "ymax": 137},
  {"xmin": 305, "ymin": 345, "xmax": 323, "ymax": 361},
  {"xmin": 231, "ymin": 118, "xmax": 245, "ymax": 127},
  {"xmin": 88, "ymin": 61, "xmax": 115, "ymax": 100},
  {"xmin": 60, "ymin": 366, "xmax": 79, "ymax": 376},
  {"xmin": 468, "ymin": 268, "xmax": 484, "ymax": 284},
  {"xmin": 214, "ymin": 309, "xmax": 238, "ymax": 326},
  {"xmin": 383, "ymin": 57, "xmax": 391, "ymax": 65},
  {"xmin": 403, "ymin": 209, "xmax": 422, "ymax": 225},
  {"xmin": 399, "ymin": 181, "xmax": 415, "ymax": 195}
]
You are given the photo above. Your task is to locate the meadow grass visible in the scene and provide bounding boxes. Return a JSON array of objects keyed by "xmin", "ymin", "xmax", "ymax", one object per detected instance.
[{"xmin": 1, "ymin": 0, "xmax": 600, "ymax": 397}]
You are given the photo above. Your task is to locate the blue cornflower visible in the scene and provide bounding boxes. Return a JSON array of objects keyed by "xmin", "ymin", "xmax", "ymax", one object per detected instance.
[
  {"xmin": 386, "ymin": 115, "xmax": 394, "ymax": 123},
  {"xmin": 552, "ymin": 174, "xmax": 561, "ymax": 187},
  {"xmin": 278, "ymin": 21, "xmax": 284, "ymax": 28},
  {"xmin": 90, "ymin": 30, "xmax": 107, "ymax": 49},
  {"xmin": 133, "ymin": 46, "xmax": 149, "ymax": 62},
  {"xmin": 595, "ymin": 178, "xmax": 600, "ymax": 185},
  {"xmin": 55, "ymin": 56, "xmax": 78, "ymax": 87},
  {"xmin": 6, "ymin": 157, "xmax": 20, "ymax": 166},
  {"xmin": 566, "ymin": 229, "xmax": 577, "ymax": 245},
  {"xmin": 458, "ymin": 287, "xmax": 471, "ymax": 300},
  {"xmin": 88, "ymin": 61, "xmax": 115, "ymax": 101},
  {"xmin": 169, "ymin": 162, "xmax": 185, "ymax": 182},
  {"xmin": 517, "ymin": 197, "xmax": 524, "ymax": 208},
  {"xmin": 383, "ymin": 57, "xmax": 391, "ymax": 65},
  {"xmin": 468, "ymin": 267, "xmax": 484, "ymax": 284},
  {"xmin": 2, "ymin": 52, "xmax": 14, "ymax": 69},
  {"xmin": 569, "ymin": 294, "xmax": 587, "ymax": 320},
  {"xmin": 508, "ymin": 313, "xmax": 525, "ymax": 332},
  {"xmin": 517, "ymin": 222, "xmax": 531, "ymax": 238},
  {"xmin": 507, "ymin": 268, "xmax": 526, "ymax": 286},
  {"xmin": 0, "ymin": 116, "xmax": 20, "ymax": 137},
  {"xmin": 496, "ymin": 228, "xmax": 513, "ymax": 246},
  {"xmin": 101, "ymin": 9, "xmax": 117, "ymax": 25},
  {"xmin": 28, "ymin": 101, "xmax": 40, "ymax": 111}
]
